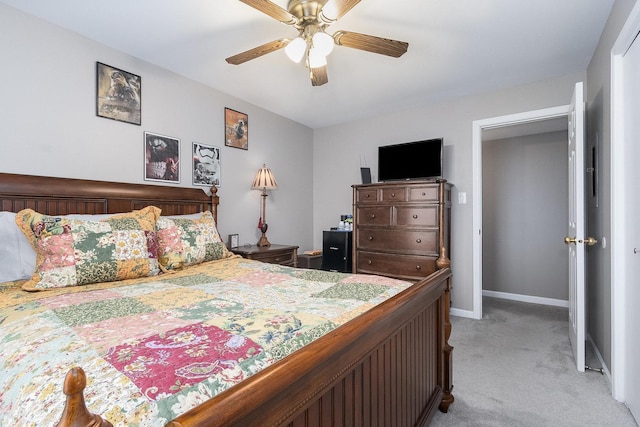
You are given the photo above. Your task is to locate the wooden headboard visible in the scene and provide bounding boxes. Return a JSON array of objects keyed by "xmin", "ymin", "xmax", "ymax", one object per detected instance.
[{"xmin": 0, "ymin": 173, "xmax": 218, "ymax": 221}]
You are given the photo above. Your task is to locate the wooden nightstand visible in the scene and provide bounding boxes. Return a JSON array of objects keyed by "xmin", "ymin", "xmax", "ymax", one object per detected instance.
[{"xmin": 231, "ymin": 244, "xmax": 299, "ymax": 267}]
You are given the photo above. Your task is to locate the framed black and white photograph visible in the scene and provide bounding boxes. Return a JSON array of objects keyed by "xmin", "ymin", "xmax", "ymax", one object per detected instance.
[
  {"xmin": 224, "ymin": 107, "xmax": 248, "ymax": 150},
  {"xmin": 96, "ymin": 62, "xmax": 141, "ymax": 125},
  {"xmin": 144, "ymin": 132, "xmax": 180, "ymax": 183},
  {"xmin": 193, "ymin": 142, "xmax": 221, "ymax": 187},
  {"xmin": 228, "ymin": 234, "xmax": 239, "ymax": 249}
]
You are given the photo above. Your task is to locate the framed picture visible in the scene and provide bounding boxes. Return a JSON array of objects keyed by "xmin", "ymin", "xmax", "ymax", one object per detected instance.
[
  {"xmin": 228, "ymin": 234, "xmax": 239, "ymax": 249},
  {"xmin": 96, "ymin": 62, "xmax": 141, "ymax": 125},
  {"xmin": 144, "ymin": 132, "xmax": 180, "ymax": 183},
  {"xmin": 224, "ymin": 107, "xmax": 248, "ymax": 150},
  {"xmin": 193, "ymin": 142, "xmax": 221, "ymax": 187}
]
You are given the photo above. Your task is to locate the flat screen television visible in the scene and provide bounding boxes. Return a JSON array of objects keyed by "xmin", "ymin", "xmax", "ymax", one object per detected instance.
[{"xmin": 378, "ymin": 138, "xmax": 443, "ymax": 181}]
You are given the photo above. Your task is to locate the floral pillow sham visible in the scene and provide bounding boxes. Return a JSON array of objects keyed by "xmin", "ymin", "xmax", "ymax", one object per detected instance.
[
  {"xmin": 15, "ymin": 206, "xmax": 161, "ymax": 291},
  {"xmin": 155, "ymin": 211, "xmax": 231, "ymax": 271}
]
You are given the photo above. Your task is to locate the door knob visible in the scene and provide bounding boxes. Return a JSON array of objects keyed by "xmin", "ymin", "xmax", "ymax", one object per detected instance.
[{"xmin": 564, "ymin": 236, "xmax": 598, "ymax": 246}]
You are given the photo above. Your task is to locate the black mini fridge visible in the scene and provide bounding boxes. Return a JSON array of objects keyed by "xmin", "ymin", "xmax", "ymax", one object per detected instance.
[{"xmin": 321, "ymin": 230, "xmax": 352, "ymax": 273}]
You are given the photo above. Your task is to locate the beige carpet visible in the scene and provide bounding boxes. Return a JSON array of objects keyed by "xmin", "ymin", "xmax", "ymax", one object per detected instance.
[{"xmin": 430, "ymin": 297, "xmax": 637, "ymax": 426}]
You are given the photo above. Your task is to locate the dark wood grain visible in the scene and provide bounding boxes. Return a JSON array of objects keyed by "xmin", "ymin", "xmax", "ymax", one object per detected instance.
[{"xmin": 0, "ymin": 173, "xmax": 217, "ymax": 221}]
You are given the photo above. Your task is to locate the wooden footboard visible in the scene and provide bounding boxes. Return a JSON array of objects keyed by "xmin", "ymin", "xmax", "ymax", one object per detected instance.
[
  {"xmin": 168, "ymin": 268, "xmax": 452, "ymax": 427},
  {"xmin": 56, "ymin": 268, "xmax": 452, "ymax": 427}
]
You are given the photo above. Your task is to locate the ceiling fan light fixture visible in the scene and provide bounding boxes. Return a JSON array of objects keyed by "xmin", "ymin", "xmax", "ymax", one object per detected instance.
[
  {"xmin": 228, "ymin": 0, "xmax": 407, "ymax": 86},
  {"xmin": 319, "ymin": 2, "xmax": 338, "ymax": 22},
  {"xmin": 285, "ymin": 36, "xmax": 306, "ymax": 63},
  {"xmin": 308, "ymin": 47, "xmax": 327, "ymax": 68},
  {"xmin": 312, "ymin": 31, "xmax": 334, "ymax": 56}
]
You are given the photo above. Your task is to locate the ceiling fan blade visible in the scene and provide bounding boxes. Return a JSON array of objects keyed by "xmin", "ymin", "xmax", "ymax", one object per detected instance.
[
  {"xmin": 310, "ymin": 65, "xmax": 328, "ymax": 86},
  {"xmin": 226, "ymin": 39, "xmax": 289, "ymax": 65},
  {"xmin": 333, "ymin": 30, "xmax": 408, "ymax": 58},
  {"xmin": 239, "ymin": 0, "xmax": 297, "ymax": 25},
  {"xmin": 320, "ymin": 0, "xmax": 361, "ymax": 22}
]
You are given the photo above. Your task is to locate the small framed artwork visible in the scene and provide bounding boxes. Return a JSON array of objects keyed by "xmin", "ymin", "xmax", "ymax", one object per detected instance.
[
  {"xmin": 193, "ymin": 142, "xmax": 221, "ymax": 187},
  {"xmin": 144, "ymin": 132, "xmax": 180, "ymax": 183},
  {"xmin": 228, "ymin": 234, "xmax": 239, "ymax": 249},
  {"xmin": 224, "ymin": 107, "xmax": 248, "ymax": 150},
  {"xmin": 96, "ymin": 62, "xmax": 141, "ymax": 125}
]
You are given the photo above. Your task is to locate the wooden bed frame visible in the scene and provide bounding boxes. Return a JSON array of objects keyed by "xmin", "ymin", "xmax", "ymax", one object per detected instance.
[{"xmin": 0, "ymin": 172, "xmax": 453, "ymax": 427}]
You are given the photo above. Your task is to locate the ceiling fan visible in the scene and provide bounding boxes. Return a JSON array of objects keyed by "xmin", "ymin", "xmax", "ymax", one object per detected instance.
[{"xmin": 225, "ymin": 0, "xmax": 409, "ymax": 86}]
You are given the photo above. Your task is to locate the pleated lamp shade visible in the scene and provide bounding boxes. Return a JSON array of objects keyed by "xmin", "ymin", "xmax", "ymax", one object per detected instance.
[{"xmin": 251, "ymin": 164, "xmax": 278, "ymax": 190}]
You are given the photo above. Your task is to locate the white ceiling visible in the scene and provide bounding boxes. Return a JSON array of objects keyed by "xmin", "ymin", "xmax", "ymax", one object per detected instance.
[{"xmin": 1, "ymin": 0, "xmax": 614, "ymax": 129}]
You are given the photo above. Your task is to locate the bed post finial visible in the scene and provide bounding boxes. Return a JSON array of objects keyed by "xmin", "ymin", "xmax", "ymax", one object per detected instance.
[
  {"xmin": 209, "ymin": 185, "xmax": 219, "ymax": 224},
  {"xmin": 56, "ymin": 367, "xmax": 113, "ymax": 427}
]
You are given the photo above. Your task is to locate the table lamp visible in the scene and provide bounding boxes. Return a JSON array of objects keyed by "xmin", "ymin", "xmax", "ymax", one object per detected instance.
[{"xmin": 251, "ymin": 164, "xmax": 278, "ymax": 246}]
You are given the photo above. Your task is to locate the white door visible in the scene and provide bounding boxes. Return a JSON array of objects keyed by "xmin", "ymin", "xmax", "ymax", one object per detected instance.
[
  {"xmin": 621, "ymin": 32, "xmax": 640, "ymax": 421},
  {"xmin": 566, "ymin": 81, "xmax": 585, "ymax": 372}
]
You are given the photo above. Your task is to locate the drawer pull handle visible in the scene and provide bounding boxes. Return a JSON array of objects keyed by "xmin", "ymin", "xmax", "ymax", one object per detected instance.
[
  {"xmin": 368, "ymin": 260, "xmax": 373, "ymax": 265},
  {"xmin": 330, "ymin": 246, "xmax": 339, "ymax": 250},
  {"xmin": 371, "ymin": 214, "xmax": 376, "ymax": 219},
  {"xmin": 416, "ymin": 239, "xmax": 422, "ymax": 244},
  {"xmin": 368, "ymin": 236, "xmax": 374, "ymax": 241},
  {"xmin": 391, "ymin": 193, "xmax": 396, "ymax": 197},
  {"xmin": 413, "ymin": 214, "xmax": 418, "ymax": 219},
  {"xmin": 416, "ymin": 265, "xmax": 421, "ymax": 270},
  {"xmin": 365, "ymin": 194, "xmax": 370, "ymax": 198},
  {"xmin": 274, "ymin": 258, "xmax": 280, "ymax": 261},
  {"xmin": 422, "ymin": 192, "xmax": 426, "ymax": 196}
]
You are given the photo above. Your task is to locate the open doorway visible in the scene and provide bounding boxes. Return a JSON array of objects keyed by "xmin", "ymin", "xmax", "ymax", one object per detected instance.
[
  {"xmin": 471, "ymin": 105, "xmax": 571, "ymax": 320},
  {"xmin": 481, "ymin": 121, "xmax": 569, "ymax": 307}
]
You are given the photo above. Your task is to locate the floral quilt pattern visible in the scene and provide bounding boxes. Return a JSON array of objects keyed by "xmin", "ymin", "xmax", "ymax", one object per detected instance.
[{"xmin": 0, "ymin": 257, "xmax": 412, "ymax": 426}]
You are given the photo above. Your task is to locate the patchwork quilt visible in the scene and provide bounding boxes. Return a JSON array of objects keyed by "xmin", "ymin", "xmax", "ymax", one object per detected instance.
[{"xmin": 0, "ymin": 257, "xmax": 412, "ymax": 426}]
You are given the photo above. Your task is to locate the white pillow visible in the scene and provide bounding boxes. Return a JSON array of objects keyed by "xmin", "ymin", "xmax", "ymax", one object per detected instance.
[{"xmin": 0, "ymin": 211, "xmax": 36, "ymax": 282}]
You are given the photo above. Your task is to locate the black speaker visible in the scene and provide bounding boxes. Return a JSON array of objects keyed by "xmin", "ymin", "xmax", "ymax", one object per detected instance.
[{"xmin": 360, "ymin": 167, "xmax": 372, "ymax": 184}]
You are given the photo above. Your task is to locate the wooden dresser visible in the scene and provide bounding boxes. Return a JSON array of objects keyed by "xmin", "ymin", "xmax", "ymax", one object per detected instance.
[{"xmin": 352, "ymin": 180, "xmax": 451, "ymax": 282}]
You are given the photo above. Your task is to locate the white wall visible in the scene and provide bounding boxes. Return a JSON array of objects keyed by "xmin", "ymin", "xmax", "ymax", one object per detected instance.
[
  {"xmin": 0, "ymin": 4, "xmax": 315, "ymax": 252},
  {"xmin": 482, "ymin": 131, "xmax": 569, "ymax": 300},
  {"xmin": 313, "ymin": 72, "xmax": 585, "ymax": 312}
]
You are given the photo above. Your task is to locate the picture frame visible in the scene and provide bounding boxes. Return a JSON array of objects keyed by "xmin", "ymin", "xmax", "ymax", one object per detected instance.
[
  {"xmin": 193, "ymin": 142, "xmax": 221, "ymax": 187},
  {"xmin": 224, "ymin": 107, "xmax": 248, "ymax": 150},
  {"xmin": 96, "ymin": 62, "xmax": 141, "ymax": 125},
  {"xmin": 144, "ymin": 132, "xmax": 180, "ymax": 183},
  {"xmin": 228, "ymin": 234, "xmax": 239, "ymax": 249}
]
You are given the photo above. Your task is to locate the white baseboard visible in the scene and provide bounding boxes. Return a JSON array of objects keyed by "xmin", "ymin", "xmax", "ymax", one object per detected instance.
[
  {"xmin": 483, "ymin": 290, "xmax": 569, "ymax": 308},
  {"xmin": 450, "ymin": 307, "xmax": 475, "ymax": 318}
]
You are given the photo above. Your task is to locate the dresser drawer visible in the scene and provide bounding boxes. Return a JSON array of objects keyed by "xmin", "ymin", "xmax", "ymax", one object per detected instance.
[
  {"xmin": 356, "ymin": 188, "xmax": 379, "ymax": 203},
  {"xmin": 381, "ymin": 187, "xmax": 407, "ymax": 202},
  {"xmin": 357, "ymin": 228, "xmax": 438, "ymax": 254},
  {"xmin": 357, "ymin": 206, "xmax": 391, "ymax": 226},
  {"xmin": 257, "ymin": 251, "xmax": 296, "ymax": 266},
  {"xmin": 232, "ymin": 244, "xmax": 299, "ymax": 267},
  {"xmin": 356, "ymin": 250, "xmax": 437, "ymax": 280},
  {"xmin": 396, "ymin": 206, "xmax": 438, "ymax": 227},
  {"xmin": 408, "ymin": 186, "xmax": 438, "ymax": 201}
]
